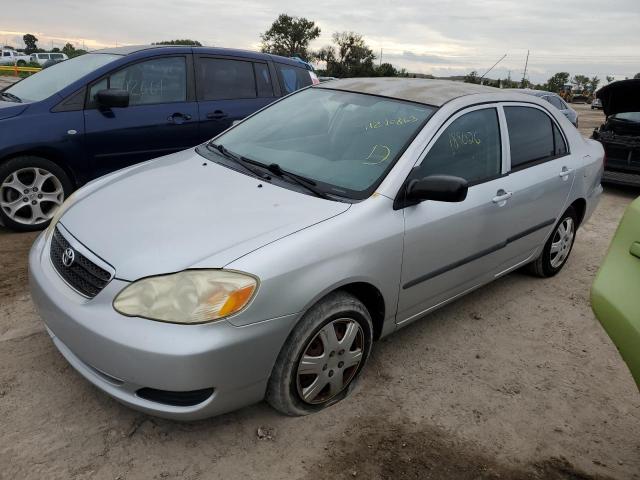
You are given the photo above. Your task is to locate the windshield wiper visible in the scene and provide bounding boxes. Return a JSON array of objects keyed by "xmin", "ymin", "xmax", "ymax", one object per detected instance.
[
  {"xmin": 265, "ymin": 163, "xmax": 331, "ymax": 200},
  {"xmin": 207, "ymin": 143, "xmax": 269, "ymax": 180},
  {"xmin": 0, "ymin": 91, "xmax": 22, "ymax": 103}
]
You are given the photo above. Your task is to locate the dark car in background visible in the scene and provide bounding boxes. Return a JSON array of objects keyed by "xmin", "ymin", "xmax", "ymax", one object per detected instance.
[
  {"xmin": 0, "ymin": 45, "xmax": 316, "ymax": 231},
  {"xmin": 592, "ymin": 79, "xmax": 640, "ymax": 186}
]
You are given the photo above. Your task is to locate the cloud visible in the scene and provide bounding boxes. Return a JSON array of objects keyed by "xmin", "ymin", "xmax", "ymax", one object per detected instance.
[{"xmin": 1, "ymin": 0, "xmax": 638, "ymax": 82}]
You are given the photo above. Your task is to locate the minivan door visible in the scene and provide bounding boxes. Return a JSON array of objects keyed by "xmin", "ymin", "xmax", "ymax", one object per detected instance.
[
  {"xmin": 83, "ymin": 55, "xmax": 199, "ymax": 178},
  {"xmin": 194, "ymin": 56, "xmax": 277, "ymax": 143},
  {"xmin": 397, "ymin": 106, "xmax": 513, "ymax": 324}
]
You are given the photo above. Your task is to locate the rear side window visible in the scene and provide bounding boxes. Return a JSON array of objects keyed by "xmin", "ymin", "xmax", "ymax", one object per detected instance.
[
  {"xmin": 275, "ymin": 63, "xmax": 312, "ymax": 95},
  {"xmin": 197, "ymin": 58, "xmax": 256, "ymax": 100},
  {"xmin": 416, "ymin": 108, "xmax": 502, "ymax": 184},
  {"xmin": 553, "ymin": 124, "xmax": 568, "ymax": 156},
  {"xmin": 505, "ymin": 106, "xmax": 556, "ymax": 169},
  {"xmin": 254, "ymin": 63, "xmax": 274, "ymax": 97},
  {"xmin": 89, "ymin": 56, "xmax": 187, "ymax": 106},
  {"xmin": 51, "ymin": 53, "xmax": 64, "ymax": 60}
]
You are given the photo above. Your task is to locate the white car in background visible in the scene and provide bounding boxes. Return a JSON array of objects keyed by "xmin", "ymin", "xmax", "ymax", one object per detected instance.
[
  {"xmin": 30, "ymin": 52, "xmax": 68, "ymax": 66},
  {"xmin": 0, "ymin": 49, "xmax": 31, "ymax": 66}
]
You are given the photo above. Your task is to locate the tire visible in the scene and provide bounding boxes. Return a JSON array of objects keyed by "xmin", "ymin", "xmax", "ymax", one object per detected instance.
[
  {"xmin": 0, "ymin": 156, "xmax": 73, "ymax": 232},
  {"xmin": 16, "ymin": 60, "xmax": 26, "ymax": 66},
  {"xmin": 266, "ymin": 291, "xmax": 373, "ymax": 416},
  {"xmin": 527, "ymin": 206, "xmax": 578, "ymax": 278}
]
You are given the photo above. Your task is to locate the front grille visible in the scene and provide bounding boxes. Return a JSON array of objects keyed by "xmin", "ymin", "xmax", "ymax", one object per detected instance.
[{"xmin": 50, "ymin": 227, "xmax": 112, "ymax": 298}]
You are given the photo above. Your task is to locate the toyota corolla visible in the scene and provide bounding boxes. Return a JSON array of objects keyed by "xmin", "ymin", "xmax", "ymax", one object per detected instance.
[{"xmin": 29, "ymin": 78, "xmax": 604, "ymax": 419}]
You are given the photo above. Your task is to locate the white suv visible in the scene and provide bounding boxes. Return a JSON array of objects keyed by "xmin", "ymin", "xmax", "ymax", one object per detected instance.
[{"xmin": 0, "ymin": 49, "xmax": 31, "ymax": 66}]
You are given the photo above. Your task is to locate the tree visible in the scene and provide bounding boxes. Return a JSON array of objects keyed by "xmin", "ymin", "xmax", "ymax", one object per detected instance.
[
  {"xmin": 571, "ymin": 74, "xmax": 590, "ymax": 91},
  {"xmin": 606, "ymin": 75, "xmax": 615, "ymax": 84},
  {"xmin": 23, "ymin": 34, "xmax": 38, "ymax": 54},
  {"xmin": 545, "ymin": 72, "xmax": 570, "ymax": 93},
  {"xmin": 376, "ymin": 63, "xmax": 397, "ymax": 77},
  {"xmin": 260, "ymin": 14, "xmax": 320, "ymax": 59},
  {"xmin": 464, "ymin": 71, "xmax": 480, "ymax": 84},
  {"xmin": 51, "ymin": 47, "xmax": 60, "ymax": 53},
  {"xmin": 634, "ymin": 73, "xmax": 640, "ymax": 79},
  {"xmin": 152, "ymin": 39, "xmax": 202, "ymax": 46},
  {"xmin": 62, "ymin": 43, "xmax": 76, "ymax": 57},
  {"xmin": 588, "ymin": 76, "xmax": 600, "ymax": 93}
]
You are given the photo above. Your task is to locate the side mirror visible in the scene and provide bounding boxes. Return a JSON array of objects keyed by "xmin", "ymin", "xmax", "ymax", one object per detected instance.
[
  {"xmin": 96, "ymin": 89, "xmax": 130, "ymax": 109},
  {"xmin": 405, "ymin": 175, "xmax": 468, "ymax": 204}
]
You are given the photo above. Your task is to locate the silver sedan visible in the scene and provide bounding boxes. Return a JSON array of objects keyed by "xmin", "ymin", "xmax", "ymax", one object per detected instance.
[{"xmin": 29, "ymin": 78, "xmax": 604, "ymax": 419}]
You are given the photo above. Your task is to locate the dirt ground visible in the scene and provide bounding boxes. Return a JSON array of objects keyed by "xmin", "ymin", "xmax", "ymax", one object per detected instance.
[{"xmin": 1, "ymin": 103, "xmax": 639, "ymax": 480}]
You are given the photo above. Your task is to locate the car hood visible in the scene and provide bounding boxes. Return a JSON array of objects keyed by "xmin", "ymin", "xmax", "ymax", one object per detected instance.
[
  {"xmin": 0, "ymin": 100, "xmax": 28, "ymax": 120},
  {"xmin": 597, "ymin": 79, "xmax": 640, "ymax": 117},
  {"xmin": 59, "ymin": 150, "xmax": 351, "ymax": 281}
]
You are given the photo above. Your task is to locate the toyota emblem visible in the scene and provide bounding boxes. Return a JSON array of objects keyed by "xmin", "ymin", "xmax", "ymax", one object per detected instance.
[{"xmin": 62, "ymin": 247, "xmax": 75, "ymax": 267}]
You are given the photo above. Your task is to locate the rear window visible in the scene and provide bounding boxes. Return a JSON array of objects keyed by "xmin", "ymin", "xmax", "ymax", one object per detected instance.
[
  {"xmin": 505, "ymin": 106, "xmax": 556, "ymax": 169},
  {"xmin": 197, "ymin": 58, "xmax": 256, "ymax": 101},
  {"xmin": 275, "ymin": 63, "xmax": 312, "ymax": 95}
]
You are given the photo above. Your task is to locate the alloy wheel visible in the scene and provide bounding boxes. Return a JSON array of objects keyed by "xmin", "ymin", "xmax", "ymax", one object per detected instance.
[
  {"xmin": 550, "ymin": 217, "xmax": 575, "ymax": 269},
  {"xmin": 0, "ymin": 167, "xmax": 64, "ymax": 225},
  {"xmin": 296, "ymin": 318, "xmax": 364, "ymax": 404}
]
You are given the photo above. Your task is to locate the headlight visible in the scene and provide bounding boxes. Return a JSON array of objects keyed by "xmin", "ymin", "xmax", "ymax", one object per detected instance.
[{"xmin": 113, "ymin": 270, "xmax": 258, "ymax": 324}]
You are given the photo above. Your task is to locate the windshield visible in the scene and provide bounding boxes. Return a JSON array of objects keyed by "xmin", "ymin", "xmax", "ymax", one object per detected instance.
[
  {"xmin": 612, "ymin": 112, "xmax": 640, "ymax": 123},
  {"xmin": 4, "ymin": 53, "xmax": 121, "ymax": 102},
  {"xmin": 204, "ymin": 88, "xmax": 435, "ymax": 199}
]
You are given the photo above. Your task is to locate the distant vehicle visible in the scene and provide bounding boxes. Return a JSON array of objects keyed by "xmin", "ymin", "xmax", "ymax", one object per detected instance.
[
  {"xmin": 0, "ymin": 49, "xmax": 31, "ymax": 66},
  {"xmin": 592, "ymin": 79, "xmax": 640, "ymax": 186},
  {"xmin": 591, "ymin": 195, "xmax": 640, "ymax": 389},
  {"xmin": 591, "ymin": 97, "xmax": 603, "ymax": 110},
  {"xmin": 30, "ymin": 52, "xmax": 68, "ymax": 66},
  {"xmin": 0, "ymin": 45, "xmax": 317, "ymax": 231},
  {"xmin": 511, "ymin": 89, "xmax": 579, "ymax": 127}
]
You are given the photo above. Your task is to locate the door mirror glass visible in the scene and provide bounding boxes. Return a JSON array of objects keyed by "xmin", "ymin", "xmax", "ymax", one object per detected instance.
[
  {"xmin": 406, "ymin": 175, "xmax": 468, "ymax": 203},
  {"xmin": 96, "ymin": 89, "xmax": 130, "ymax": 108}
]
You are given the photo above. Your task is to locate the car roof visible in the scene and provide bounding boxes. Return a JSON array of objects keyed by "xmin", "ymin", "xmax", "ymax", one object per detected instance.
[
  {"xmin": 92, "ymin": 45, "xmax": 306, "ymax": 67},
  {"xmin": 509, "ymin": 88, "xmax": 555, "ymax": 97},
  {"xmin": 315, "ymin": 77, "xmax": 503, "ymax": 107}
]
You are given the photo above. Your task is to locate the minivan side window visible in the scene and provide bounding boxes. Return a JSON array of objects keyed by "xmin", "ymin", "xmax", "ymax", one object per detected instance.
[
  {"xmin": 197, "ymin": 58, "xmax": 256, "ymax": 101},
  {"xmin": 275, "ymin": 63, "xmax": 312, "ymax": 95},
  {"xmin": 88, "ymin": 56, "xmax": 187, "ymax": 106},
  {"xmin": 415, "ymin": 108, "xmax": 502, "ymax": 184},
  {"xmin": 504, "ymin": 106, "xmax": 557, "ymax": 169},
  {"xmin": 254, "ymin": 63, "xmax": 274, "ymax": 97}
]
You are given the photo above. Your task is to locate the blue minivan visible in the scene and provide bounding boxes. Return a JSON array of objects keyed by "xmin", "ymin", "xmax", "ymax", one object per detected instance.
[{"xmin": 0, "ymin": 45, "xmax": 317, "ymax": 231}]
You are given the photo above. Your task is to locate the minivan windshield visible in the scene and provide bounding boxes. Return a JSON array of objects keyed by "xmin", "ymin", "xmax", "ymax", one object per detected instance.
[
  {"xmin": 203, "ymin": 88, "xmax": 435, "ymax": 199},
  {"xmin": 3, "ymin": 53, "xmax": 120, "ymax": 102}
]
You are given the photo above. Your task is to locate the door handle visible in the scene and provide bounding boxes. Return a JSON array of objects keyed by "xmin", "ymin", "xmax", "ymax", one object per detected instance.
[
  {"xmin": 631, "ymin": 241, "xmax": 640, "ymax": 259},
  {"xmin": 559, "ymin": 166, "xmax": 573, "ymax": 179},
  {"xmin": 492, "ymin": 190, "xmax": 513, "ymax": 204},
  {"xmin": 207, "ymin": 110, "xmax": 228, "ymax": 120},
  {"xmin": 167, "ymin": 112, "xmax": 192, "ymax": 123}
]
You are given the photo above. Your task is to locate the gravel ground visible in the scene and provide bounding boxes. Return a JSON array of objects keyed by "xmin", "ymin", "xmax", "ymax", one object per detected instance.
[
  {"xmin": 1, "ymin": 103, "xmax": 639, "ymax": 480},
  {"xmin": 0, "ymin": 76, "xmax": 21, "ymax": 89}
]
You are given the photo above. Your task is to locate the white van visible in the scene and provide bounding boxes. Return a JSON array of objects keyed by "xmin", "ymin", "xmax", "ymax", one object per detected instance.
[{"xmin": 29, "ymin": 52, "xmax": 69, "ymax": 66}]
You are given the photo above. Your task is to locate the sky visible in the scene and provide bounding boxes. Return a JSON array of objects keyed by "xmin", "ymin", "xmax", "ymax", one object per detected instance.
[{"xmin": 1, "ymin": 0, "xmax": 639, "ymax": 84}]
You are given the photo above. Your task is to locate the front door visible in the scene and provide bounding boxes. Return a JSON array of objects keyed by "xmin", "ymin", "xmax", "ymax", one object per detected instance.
[
  {"xmin": 83, "ymin": 55, "xmax": 199, "ymax": 178},
  {"xmin": 397, "ymin": 106, "xmax": 513, "ymax": 324},
  {"xmin": 194, "ymin": 56, "xmax": 277, "ymax": 143}
]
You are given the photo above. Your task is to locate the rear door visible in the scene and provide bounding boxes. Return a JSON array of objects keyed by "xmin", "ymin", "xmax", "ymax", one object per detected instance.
[
  {"xmin": 194, "ymin": 55, "xmax": 277, "ymax": 142},
  {"xmin": 83, "ymin": 54, "xmax": 199, "ymax": 177},
  {"xmin": 494, "ymin": 104, "xmax": 577, "ymax": 264}
]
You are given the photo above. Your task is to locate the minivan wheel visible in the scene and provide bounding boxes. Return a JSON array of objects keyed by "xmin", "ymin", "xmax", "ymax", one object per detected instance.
[
  {"xmin": 266, "ymin": 291, "xmax": 373, "ymax": 416},
  {"xmin": 527, "ymin": 206, "xmax": 577, "ymax": 278},
  {"xmin": 0, "ymin": 156, "xmax": 72, "ymax": 232}
]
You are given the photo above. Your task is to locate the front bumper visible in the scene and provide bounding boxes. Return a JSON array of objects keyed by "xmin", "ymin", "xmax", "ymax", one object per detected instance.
[{"xmin": 28, "ymin": 231, "xmax": 299, "ymax": 420}]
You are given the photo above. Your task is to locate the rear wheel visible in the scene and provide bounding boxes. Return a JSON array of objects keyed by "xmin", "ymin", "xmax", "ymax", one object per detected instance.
[
  {"xmin": 0, "ymin": 156, "xmax": 72, "ymax": 232},
  {"xmin": 266, "ymin": 292, "xmax": 373, "ymax": 416},
  {"xmin": 527, "ymin": 206, "xmax": 577, "ymax": 277}
]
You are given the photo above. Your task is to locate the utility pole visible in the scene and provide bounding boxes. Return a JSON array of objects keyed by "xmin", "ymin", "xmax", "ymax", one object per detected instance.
[
  {"xmin": 379, "ymin": 48, "xmax": 382, "ymax": 67},
  {"xmin": 521, "ymin": 50, "xmax": 529, "ymax": 87}
]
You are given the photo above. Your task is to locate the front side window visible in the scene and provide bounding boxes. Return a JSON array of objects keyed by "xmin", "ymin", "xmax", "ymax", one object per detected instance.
[
  {"xmin": 201, "ymin": 88, "xmax": 435, "ymax": 199},
  {"xmin": 276, "ymin": 63, "xmax": 312, "ymax": 94},
  {"xmin": 5, "ymin": 53, "xmax": 120, "ymax": 102},
  {"xmin": 415, "ymin": 108, "xmax": 502, "ymax": 184},
  {"xmin": 505, "ymin": 106, "xmax": 556, "ymax": 169},
  {"xmin": 38, "ymin": 54, "xmax": 49, "ymax": 59},
  {"xmin": 197, "ymin": 58, "xmax": 256, "ymax": 101},
  {"xmin": 89, "ymin": 56, "xmax": 186, "ymax": 106},
  {"xmin": 51, "ymin": 53, "xmax": 64, "ymax": 60},
  {"xmin": 3, "ymin": 51, "xmax": 10, "ymax": 57}
]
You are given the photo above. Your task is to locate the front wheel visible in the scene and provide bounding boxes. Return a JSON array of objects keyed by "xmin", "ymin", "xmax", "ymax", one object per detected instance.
[
  {"xmin": 266, "ymin": 292, "xmax": 373, "ymax": 416},
  {"xmin": 527, "ymin": 206, "xmax": 578, "ymax": 277},
  {"xmin": 0, "ymin": 156, "xmax": 72, "ymax": 232},
  {"xmin": 16, "ymin": 60, "xmax": 26, "ymax": 66}
]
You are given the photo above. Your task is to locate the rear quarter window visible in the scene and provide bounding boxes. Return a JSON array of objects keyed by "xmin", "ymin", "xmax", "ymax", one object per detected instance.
[{"xmin": 275, "ymin": 63, "xmax": 312, "ymax": 95}]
